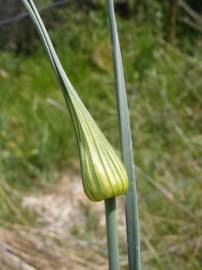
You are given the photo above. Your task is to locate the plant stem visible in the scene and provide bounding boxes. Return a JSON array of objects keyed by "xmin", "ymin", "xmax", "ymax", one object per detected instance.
[
  {"xmin": 106, "ymin": 0, "xmax": 141, "ymax": 269},
  {"xmin": 105, "ymin": 198, "xmax": 120, "ymax": 270}
]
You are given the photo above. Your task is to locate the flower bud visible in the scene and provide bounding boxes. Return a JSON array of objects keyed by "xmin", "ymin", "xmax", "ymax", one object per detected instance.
[
  {"xmin": 68, "ymin": 90, "xmax": 129, "ymax": 202},
  {"xmin": 21, "ymin": 0, "xmax": 129, "ymax": 202}
]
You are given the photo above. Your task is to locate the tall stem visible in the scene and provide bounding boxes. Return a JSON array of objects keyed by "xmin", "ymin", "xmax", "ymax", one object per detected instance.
[
  {"xmin": 105, "ymin": 198, "xmax": 120, "ymax": 270},
  {"xmin": 106, "ymin": 0, "xmax": 141, "ymax": 269}
]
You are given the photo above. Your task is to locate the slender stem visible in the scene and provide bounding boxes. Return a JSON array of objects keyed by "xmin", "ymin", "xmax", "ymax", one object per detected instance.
[
  {"xmin": 105, "ymin": 198, "xmax": 120, "ymax": 270},
  {"xmin": 106, "ymin": 0, "xmax": 141, "ymax": 269}
]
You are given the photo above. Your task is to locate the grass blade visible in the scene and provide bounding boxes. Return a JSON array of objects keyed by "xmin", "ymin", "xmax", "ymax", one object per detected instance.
[{"xmin": 106, "ymin": 0, "xmax": 141, "ymax": 269}]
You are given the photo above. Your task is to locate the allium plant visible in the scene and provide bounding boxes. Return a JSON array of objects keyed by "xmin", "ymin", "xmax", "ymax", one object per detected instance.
[{"xmin": 20, "ymin": 0, "xmax": 141, "ymax": 269}]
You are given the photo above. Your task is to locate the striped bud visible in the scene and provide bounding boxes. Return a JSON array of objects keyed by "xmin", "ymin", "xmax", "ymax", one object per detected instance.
[
  {"xmin": 67, "ymin": 88, "xmax": 129, "ymax": 201},
  {"xmin": 21, "ymin": 0, "xmax": 129, "ymax": 202}
]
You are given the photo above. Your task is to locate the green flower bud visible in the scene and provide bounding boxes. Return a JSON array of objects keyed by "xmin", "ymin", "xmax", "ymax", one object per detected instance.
[
  {"xmin": 67, "ymin": 88, "xmax": 129, "ymax": 202},
  {"xmin": 21, "ymin": 0, "xmax": 129, "ymax": 202}
]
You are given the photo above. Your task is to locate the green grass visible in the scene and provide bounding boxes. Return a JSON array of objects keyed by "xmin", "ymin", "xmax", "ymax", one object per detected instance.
[{"xmin": 0, "ymin": 9, "xmax": 201, "ymax": 269}]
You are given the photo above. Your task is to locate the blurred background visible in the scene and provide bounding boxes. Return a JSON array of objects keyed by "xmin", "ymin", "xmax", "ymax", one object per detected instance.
[{"xmin": 0, "ymin": 0, "xmax": 201, "ymax": 269}]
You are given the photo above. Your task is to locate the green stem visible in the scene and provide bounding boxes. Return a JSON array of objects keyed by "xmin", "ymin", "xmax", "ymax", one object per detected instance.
[
  {"xmin": 106, "ymin": 0, "xmax": 141, "ymax": 269},
  {"xmin": 105, "ymin": 198, "xmax": 120, "ymax": 270}
]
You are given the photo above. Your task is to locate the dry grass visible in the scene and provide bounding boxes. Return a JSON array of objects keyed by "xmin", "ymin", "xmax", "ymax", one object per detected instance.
[
  {"xmin": 0, "ymin": 174, "xmax": 108, "ymax": 270},
  {"xmin": 0, "ymin": 173, "xmax": 128, "ymax": 269},
  {"xmin": 1, "ymin": 171, "xmax": 201, "ymax": 269}
]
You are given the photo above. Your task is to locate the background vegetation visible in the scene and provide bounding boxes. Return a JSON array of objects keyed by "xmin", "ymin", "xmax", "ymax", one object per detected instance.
[{"xmin": 0, "ymin": 0, "xmax": 201, "ymax": 269}]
